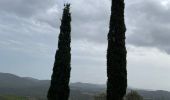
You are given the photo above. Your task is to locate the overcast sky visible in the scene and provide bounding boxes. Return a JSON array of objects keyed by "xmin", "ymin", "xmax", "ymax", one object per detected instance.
[{"xmin": 0, "ymin": 0, "xmax": 170, "ymax": 91}]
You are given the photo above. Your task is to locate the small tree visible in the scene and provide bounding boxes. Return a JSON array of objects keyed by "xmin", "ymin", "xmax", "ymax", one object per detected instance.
[
  {"xmin": 47, "ymin": 4, "xmax": 71, "ymax": 100},
  {"xmin": 125, "ymin": 91, "xmax": 143, "ymax": 100}
]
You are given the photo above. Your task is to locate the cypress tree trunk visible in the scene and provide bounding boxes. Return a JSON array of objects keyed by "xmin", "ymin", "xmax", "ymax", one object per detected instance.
[
  {"xmin": 47, "ymin": 4, "xmax": 71, "ymax": 100},
  {"xmin": 106, "ymin": 0, "xmax": 127, "ymax": 100}
]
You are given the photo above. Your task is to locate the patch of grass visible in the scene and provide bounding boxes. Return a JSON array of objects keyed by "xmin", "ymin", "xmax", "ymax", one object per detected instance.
[{"xmin": 0, "ymin": 95, "xmax": 28, "ymax": 100}]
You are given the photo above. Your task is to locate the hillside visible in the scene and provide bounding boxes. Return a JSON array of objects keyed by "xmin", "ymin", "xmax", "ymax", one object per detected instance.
[{"xmin": 0, "ymin": 72, "xmax": 170, "ymax": 100}]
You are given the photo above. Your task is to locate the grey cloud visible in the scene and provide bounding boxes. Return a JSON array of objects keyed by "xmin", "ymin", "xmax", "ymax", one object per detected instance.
[
  {"xmin": 0, "ymin": 0, "xmax": 59, "ymax": 28},
  {"xmin": 1, "ymin": 0, "xmax": 170, "ymax": 54},
  {"xmin": 0, "ymin": 12, "xmax": 58, "ymax": 58},
  {"xmin": 126, "ymin": 0, "xmax": 170, "ymax": 53},
  {"xmin": 0, "ymin": 0, "xmax": 55, "ymax": 17},
  {"xmin": 69, "ymin": 0, "xmax": 110, "ymax": 43}
]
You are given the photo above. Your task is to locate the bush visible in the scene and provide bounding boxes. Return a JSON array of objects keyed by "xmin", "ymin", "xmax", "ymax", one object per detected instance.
[{"xmin": 125, "ymin": 90, "xmax": 143, "ymax": 100}]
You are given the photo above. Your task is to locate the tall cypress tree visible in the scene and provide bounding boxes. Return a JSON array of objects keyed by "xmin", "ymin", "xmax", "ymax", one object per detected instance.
[
  {"xmin": 47, "ymin": 4, "xmax": 71, "ymax": 100},
  {"xmin": 106, "ymin": 0, "xmax": 127, "ymax": 100}
]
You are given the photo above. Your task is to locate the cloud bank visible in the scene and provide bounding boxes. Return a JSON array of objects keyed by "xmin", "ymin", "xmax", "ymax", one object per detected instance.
[{"xmin": 0, "ymin": 0, "xmax": 170, "ymax": 91}]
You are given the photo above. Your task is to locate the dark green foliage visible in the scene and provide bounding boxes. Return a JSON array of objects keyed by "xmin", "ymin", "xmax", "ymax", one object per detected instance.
[
  {"xmin": 94, "ymin": 93, "xmax": 106, "ymax": 100},
  {"xmin": 126, "ymin": 91, "xmax": 143, "ymax": 100},
  {"xmin": 47, "ymin": 4, "xmax": 71, "ymax": 100},
  {"xmin": 106, "ymin": 0, "xmax": 127, "ymax": 100}
]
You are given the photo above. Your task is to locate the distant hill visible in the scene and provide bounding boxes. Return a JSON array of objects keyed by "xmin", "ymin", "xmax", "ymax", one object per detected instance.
[{"xmin": 0, "ymin": 72, "xmax": 170, "ymax": 100}]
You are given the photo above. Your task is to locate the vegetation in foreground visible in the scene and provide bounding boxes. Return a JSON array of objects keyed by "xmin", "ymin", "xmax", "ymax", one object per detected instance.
[
  {"xmin": 94, "ymin": 90, "xmax": 143, "ymax": 100},
  {"xmin": 0, "ymin": 95, "xmax": 28, "ymax": 100},
  {"xmin": 125, "ymin": 91, "xmax": 143, "ymax": 100}
]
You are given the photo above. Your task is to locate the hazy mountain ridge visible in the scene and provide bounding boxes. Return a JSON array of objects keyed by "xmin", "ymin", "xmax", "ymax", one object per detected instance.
[{"xmin": 0, "ymin": 72, "xmax": 170, "ymax": 100}]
